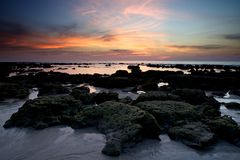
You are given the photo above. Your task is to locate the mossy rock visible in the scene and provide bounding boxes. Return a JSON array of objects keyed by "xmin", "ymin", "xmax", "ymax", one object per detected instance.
[
  {"xmin": 96, "ymin": 101, "xmax": 161, "ymax": 156},
  {"xmin": 0, "ymin": 83, "xmax": 29, "ymax": 100},
  {"xmin": 171, "ymin": 89, "xmax": 207, "ymax": 105},
  {"xmin": 4, "ymin": 95, "xmax": 82, "ymax": 129},
  {"xmin": 71, "ymin": 91, "xmax": 118, "ymax": 105},
  {"xmin": 136, "ymin": 101, "xmax": 200, "ymax": 129},
  {"xmin": 168, "ymin": 122, "xmax": 216, "ymax": 149},
  {"xmin": 38, "ymin": 83, "xmax": 69, "ymax": 96},
  {"xmin": 134, "ymin": 91, "xmax": 181, "ymax": 103},
  {"xmin": 207, "ymin": 116, "xmax": 240, "ymax": 146}
]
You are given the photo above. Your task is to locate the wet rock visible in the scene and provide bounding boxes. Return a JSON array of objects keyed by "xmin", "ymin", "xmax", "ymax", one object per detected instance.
[
  {"xmin": 134, "ymin": 91, "xmax": 181, "ymax": 103},
  {"xmin": 230, "ymin": 90, "xmax": 240, "ymax": 97},
  {"xmin": 0, "ymin": 83, "xmax": 29, "ymax": 101},
  {"xmin": 97, "ymin": 101, "xmax": 161, "ymax": 156},
  {"xmin": 71, "ymin": 91, "xmax": 118, "ymax": 105},
  {"xmin": 225, "ymin": 102, "xmax": 240, "ymax": 110},
  {"xmin": 211, "ymin": 91, "xmax": 226, "ymax": 97},
  {"xmin": 171, "ymin": 89, "xmax": 206, "ymax": 105},
  {"xmin": 136, "ymin": 101, "xmax": 199, "ymax": 129},
  {"xmin": 138, "ymin": 82, "xmax": 158, "ymax": 91},
  {"xmin": 4, "ymin": 95, "xmax": 81, "ymax": 129},
  {"xmin": 93, "ymin": 77, "xmax": 136, "ymax": 88},
  {"xmin": 72, "ymin": 86, "xmax": 90, "ymax": 94},
  {"xmin": 168, "ymin": 122, "xmax": 216, "ymax": 148},
  {"xmin": 38, "ymin": 83, "xmax": 69, "ymax": 96},
  {"xmin": 207, "ymin": 116, "xmax": 240, "ymax": 146},
  {"xmin": 119, "ymin": 96, "xmax": 133, "ymax": 104},
  {"xmin": 112, "ymin": 70, "xmax": 129, "ymax": 77},
  {"xmin": 197, "ymin": 104, "xmax": 220, "ymax": 120},
  {"xmin": 94, "ymin": 92, "xmax": 119, "ymax": 104},
  {"xmin": 128, "ymin": 65, "xmax": 141, "ymax": 75}
]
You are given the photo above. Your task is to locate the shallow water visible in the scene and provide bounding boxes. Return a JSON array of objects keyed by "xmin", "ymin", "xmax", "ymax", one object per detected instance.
[
  {"xmin": 79, "ymin": 83, "xmax": 139, "ymax": 100},
  {"xmin": 1, "ymin": 89, "xmax": 240, "ymax": 160},
  {"xmin": 9, "ymin": 63, "xmax": 190, "ymax": 76}
]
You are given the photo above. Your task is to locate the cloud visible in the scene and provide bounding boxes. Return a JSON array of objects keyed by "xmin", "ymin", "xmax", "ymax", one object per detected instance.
[
  {"xmin": 100, "ymin": 35, "xmax": 117, "ymax": 42},
  {"xmin": 165, "ymin": 45, "xmax": 226, "ymax": 51},
  {"xmin": 224, "ymin": 34, "xmax": 240, "ymax": 41},
  {"xmin": 81, "ymin": 9, "xmax": 97, "ymax": 15},
  {"xmin": 111, "ymin": 49, "xmax": 133, "ymax": 53},
  {"xmin": 123, "ymin": 0, "xmax": 167, "ymax": 19}
]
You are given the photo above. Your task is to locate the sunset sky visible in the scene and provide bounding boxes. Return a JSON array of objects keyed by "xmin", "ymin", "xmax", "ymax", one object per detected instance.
[{"xmin": 0, "ymin": 0, "xmax": 240, "ymax": 62}]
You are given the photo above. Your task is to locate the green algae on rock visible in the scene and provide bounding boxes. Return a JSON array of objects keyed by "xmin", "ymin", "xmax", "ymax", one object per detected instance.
[
  {"xmin": 136, "ymin": 101, "xmax": 200, "ymax": 129},
  {"xmin": 168, "ymin": 122, "xmax": 216, "ymax": 148}
]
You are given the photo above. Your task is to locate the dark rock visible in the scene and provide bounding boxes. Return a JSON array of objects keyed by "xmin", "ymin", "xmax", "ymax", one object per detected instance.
[
  {"xmin": 38, "ymin": 83, "xmax": 69, "ymax": 96},
  {"xmin": 139, "ymin": 82, "xmax": 158, "ymax": 91},
  {"xmin": 71, "ymin": 91, "xmax": 118, "ymax": 105},
  {"xmin": 112, "ymin": 70, "xmax": 129, "ymax": 77},
  {"xmin": 197, "ymin": 104, "xmax": 220, "ymax": 120},
  {"xmin": 71, "ymin": 92, "xmax": 95, "ymax": 105},
  {"xmin": 0, "ymin": 83, "xmax": 29, "ymax": 101},
  {"xmin": 136, "ymin": 101, "xmax": 199, "ymax": 129},
  {"xmin": 4, "ymin": 95, "xmax": 81, "ymax": 129},
  {"xmin": 119, "ymin": 96, "xmax": 133, "ymax": 104},
  {"xmin": 128, "ymin": 65, "xmax": 141, "ymax": 75},
  {"xmin": 171, "ymin": 89, "xmax": 206, "ymax": 105},
  {"xmin": 225, "ymin": 102, "xmax": 240, "ymax": 110},
  {"xmin": 94, "ymin": 92, "xmax": 119, "ymax": 104},
  {"xmin": 134, "ymin": 91, "xmax": 181, "ymax": 103},
  {"xmin": 97, "ymin": 101, "xmax": 161, "ymax": 156},
  {"xmin": 211, "ymin": 91, "xmax": 225, "ymax": 97},
  {"xmin": 230, "ymin": 90, "xmax": 240, "ymax": 97},
  {"xmin": 93, "ymin": 77, "xmax": 136, "ymax": 88},
  {"xmin": 72, "ymin": 86, "xmax": 90, "ymax": 94},
  {"xmin": 207, "ymin": 116, "xmax": 240, "ymax": 146},
  {"xmin": 168, "ymin": 122, "xmax": 216, "ymax": 148}
]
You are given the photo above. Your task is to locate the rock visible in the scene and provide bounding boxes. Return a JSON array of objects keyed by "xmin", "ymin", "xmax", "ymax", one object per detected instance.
[
  {"xmin": 71, "ymin": 92, "xmax": 95, "ymax": 105},
  {"xmin": 72, "ymin": 86, "xmax": 90, "ymax": 94},
  {"xmin": 38, "ymin": 83, "xmax": 69, "ymax": 96},
  {"xmin": 0, "ymin": 83, "xmax": 29, "ymax": 101},
  {"xmin": 197, "ymin": 104, "xmax": 220, "ymax": 120},
  {"xmin": 211, "ymin": 91, "xmax": 225, "ymax": 97},
  {"xmin": 136, "ymin": 101, "xmax": 199, "ymax": 129},
  {"xmin": 4, "ymin": 95, "xmax": 81, "ymax": 129},
  {"xmin": 230, "ymin": 90, "xmax": 240, "ymax": 97},
  {"xmin": 119, "ymin": 96, "xmax": 133, "ymax": 104},
  {"xmin": 4, "ymin": 99, "xmax": 161, "ymax": 156},
  {"xmin": 134, "ymin": 91, "xmax": 181, "ymax": 103},
  {"xmin": 225, "ymin": 102, "xmax": 240, "ymax": 110},
  {"xmin": 102, "ymin": 125, "xmax": 142, "ymax": 156},
  {"xmin": 171, "ymin": 89, "xmax": 206, "ymax": 105},
  {"xmin": 94, "ymin": 92, "xmax": 119, "ymax": 104},
  {"xmin": 168, "ymin": 122, "xmax": 216, "ymax": 148},
  {"xmin": 71, "ymin": 91, "xmax": 119, "ymax": 105},
  {"xmin": 93, "ymin": 77, "xmax": 137, "ymax": 88},
  {"xmin": 97, "ymin": 101, "xmax": 161, "ymax": 156},
  {"xmin": 128, "ymin": 65, "xmax": 141, "ymax": 75},
  {"xmin": 207, "ymin": 116, "xmax": 240, "ymax": 146},
  {"xmin": 102, "ymin": 138, "xmax": 121, "ymax": 156},
  {"xmin": 112, "ymin": 70, "xmax": 129, "ymax": 77},
  {"xmin": 139, "ymin": 82, "xmax": 158, "ymax": 91}
]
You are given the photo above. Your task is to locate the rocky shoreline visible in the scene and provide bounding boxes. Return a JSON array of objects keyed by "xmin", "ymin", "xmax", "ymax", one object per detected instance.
[{"xmin": 1, "ymin": 62, "xmax": 240, "ymax": 156}]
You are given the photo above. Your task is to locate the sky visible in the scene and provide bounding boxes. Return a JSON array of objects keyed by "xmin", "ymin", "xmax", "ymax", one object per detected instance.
[{"xmin": 0, "ymin": 0, "xmax": 240, "ymax": 62}]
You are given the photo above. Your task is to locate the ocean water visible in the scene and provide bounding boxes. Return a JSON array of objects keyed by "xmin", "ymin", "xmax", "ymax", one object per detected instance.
[
  {"xmin": 1, "ymin": 89, "xmax": 240, "ymax": 160},
  {"xmin": 9, "ymin": 60, "xmax": 240, "ymax": 76}
]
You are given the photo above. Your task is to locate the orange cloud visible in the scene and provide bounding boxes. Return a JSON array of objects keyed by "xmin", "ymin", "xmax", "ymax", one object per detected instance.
[{"xmin": 1, "ymin": 30, "xmax": 166, "ymax": 53}]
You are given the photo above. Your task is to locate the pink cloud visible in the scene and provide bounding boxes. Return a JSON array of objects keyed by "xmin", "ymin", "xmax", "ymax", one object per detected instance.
[
  {"xmin": 123, "ymin": 0, "xmax": 168, "ymax": 19},
  {"xmin": 81, "ymin": 9, "xmax": 96, "ymax": 15}
]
